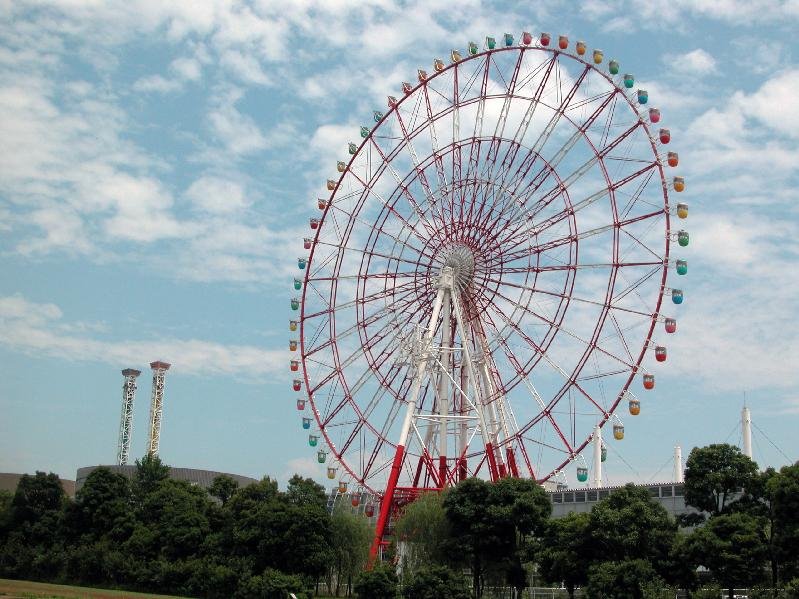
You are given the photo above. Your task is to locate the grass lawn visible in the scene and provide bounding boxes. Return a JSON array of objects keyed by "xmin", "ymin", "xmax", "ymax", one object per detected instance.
[{"xmin": 0, "ymin": 578, "xmax": 191, "ymax": 599}]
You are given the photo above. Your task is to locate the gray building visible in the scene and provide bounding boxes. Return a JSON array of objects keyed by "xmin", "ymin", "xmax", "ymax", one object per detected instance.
[{"xmin": 548, "ymin": 482, "xmax": 699, "ymax": 520}]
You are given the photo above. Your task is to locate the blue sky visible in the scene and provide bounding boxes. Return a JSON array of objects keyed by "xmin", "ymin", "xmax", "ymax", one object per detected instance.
[{"xmin": 1, "ymin": 0, "xmax": 797, "ymax": 490}]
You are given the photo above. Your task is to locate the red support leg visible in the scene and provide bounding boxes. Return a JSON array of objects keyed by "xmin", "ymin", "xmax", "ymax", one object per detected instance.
[{"xmin": 369, "ymin": 444, "xmax": 405, "ymax": 565}]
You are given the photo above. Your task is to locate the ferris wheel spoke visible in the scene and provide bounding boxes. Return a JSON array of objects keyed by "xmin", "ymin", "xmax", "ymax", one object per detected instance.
[
  {"xmin": 306, "ymin": 271, "xmax": 419, "ymax": 283},
  {"xmin": 489, "ymin": 275, "xmax": 654, "ymax": 320},
  {"xmin": 304, "ymin": 278, "xmax": 417, "ymax": 321},
  {"xmin": 420, "ymin": 80, "xmax": 450, "ymax": 196},
  {"xmin": 478, "ymin": 307, "xmax": 569, "ymax": 447},
  {"xmin": 493, "ymin": 90, "xmax": 624, "ymax": 233},
  {"xmin": 350, "ymin": 148, "xmax": 439, "ymax": 244},
  {"xmin": 314, "ymin": 239, "xmax": 429, "ymax": 270},
  {"xmin": 497, "ymin": 98, "xmax": 634, "ymax": 236},
  {"xmin": 494, "ymin": 54, "xmax": 557, "ymax": 176},
  {"xmin": 458, "ymin": 56, "xmax": 491, "ymax": 214},
  {"xmin": 478, "ymin": 50, "xmax": 527, "ymax": 189},
  {"xmin": 485, "ymin": 292, "xmax": 608, "ymax": 421},
  {"xmin": 393, "ymin": 103, "xmax": 450, "ymax": 229},
  {"xmin": 339, "ymin": 207, "xmax": 433, "ymax": 260},
  {"xmin": 610, "ymin": 265, "xmax": 661, "ymax": 305},
  {"xmin": 304, "ymin": 289, "xmax": 414, "ymax": 359},
  {"xmin": 513, "ymin": 63, "xmax": 592, "ymax": 171},
  {"xmin": 485, "ymin": 286, "xmax": 636, "ymax": 377},
  {"xmin": 498, "ymin": 161, "xmax": 659, "ymax": 259}
]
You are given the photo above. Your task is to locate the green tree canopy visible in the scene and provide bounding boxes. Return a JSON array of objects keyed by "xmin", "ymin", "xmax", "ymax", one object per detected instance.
[
  {"xmin": 537, "ymin": 512, "xmax": 591, "ymax": 599},
  {"xmin": 208, "ymin": 474, "xmax": 239, "ymax": 506},
  {"xmin": 329, "ymin": 503, "xmax": 372, "ymax": 596},
  {"xmin": 286, "ymin": 474, "xmax": 327, "ymax": 510},
  {"xmin": 442, "ymin": 476, "xmax": 551, "ymax": 597},
  {"xmin": 684, "ymin": 443, "xmax": 758, "ymax": 517},
  {"xmin": 71, "ymin": 467, "xmax": 132, "ymax": 542},
  {"xmin": 587, "ymin": 484, "xmax": 677, "ymax": 574},
  {"xmin": 584, "ymin": 559, "xmax": 661, "ymax": 599},
  {"xmin": 688, "ymin": 511, "xmax": 767, "ymax": 599},
  {"xmin": 11, "ymin": 471, "xmax": 66, "ymax": 525},
  {"xmin": 401, "ymin": 565, "xmax": 470, "ymax": 599},
  {"xmin": 393, "ymin": 490, "xmax": 450, "ymax": 574},
  {"xmin": 354, "ymin": 563, "xmax": 398, "ymax": 599},
  {"xmin": 131, "ymin": 454, "xmax": 170, "ymax": 507},
  {"xmin": 767, "ymin": 461, "xmax": 799, "ymax": 583}
]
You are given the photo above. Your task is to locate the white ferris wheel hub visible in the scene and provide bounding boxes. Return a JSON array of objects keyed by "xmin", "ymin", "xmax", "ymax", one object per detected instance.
[{"xmin": 439, "ymin": 243, "xmax": 476, "ymax": 291}]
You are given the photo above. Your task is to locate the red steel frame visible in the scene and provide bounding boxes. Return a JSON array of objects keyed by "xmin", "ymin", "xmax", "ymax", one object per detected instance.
[{"xmin": 296, "ymin": 41, "xmax": 675, "ymax": 563}]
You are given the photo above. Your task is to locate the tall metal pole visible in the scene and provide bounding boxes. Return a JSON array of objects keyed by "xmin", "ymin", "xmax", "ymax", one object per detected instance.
[
  {"xmin": 742, "ymin": 406, "xmax": 752, "ymax": 459},
  {"xmin": 673, "ymin": 445, "xmax": 683, "ymax": 483},
  {"xmin": 147, "ymin": 361, "xmax": 171, "ymax": 457},
  {"xmin": 592, "ymin": 425, "xmax": 602, "ymax": 488},
  {"xmin": 117, "ymin": 369, "xmax": 141, "ymax": 465}
]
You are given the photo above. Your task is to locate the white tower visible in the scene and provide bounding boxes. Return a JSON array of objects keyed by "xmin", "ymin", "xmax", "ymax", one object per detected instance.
[
  {"xmin": 117, "ymin": 368, "xmax": 141, "ymax": 465},
  {"xmin": 673, "ymin": 445, "xmax": 683, "ymax": 483},
  {"xmin": 742, "ymin": 406, "xmax": 753, "ymax": 459},
  {"xmin": 146, "ymin": 361, "xmax": 171, "ymax": 456},
  {"xmin": 593, "ymin": 424, "xmax": 603, "ymax": 488}
]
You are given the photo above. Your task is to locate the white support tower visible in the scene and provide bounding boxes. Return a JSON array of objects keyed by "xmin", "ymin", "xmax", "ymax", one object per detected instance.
[
  {"xmin": 117, "ymin": 368, "xmax": 141, "ymax": 465},
  {"xmin": 673, "ymin": 445, "xmax": 683, "ymax": 483},
  {"xmin": 146, "ymin": 361, "xmax": 171, "ymax": 456},
  {"xmin": 742, "ymin": 406, "xmax": 752, "ymax": 459},
  {"xmin": 592, "ymin": 424, "xmax": 602, "ymax": 488}
]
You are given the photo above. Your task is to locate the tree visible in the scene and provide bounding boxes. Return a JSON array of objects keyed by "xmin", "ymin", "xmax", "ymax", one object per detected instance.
[
  {"xmin": 131, "ymin": 454, "xmax": 170, "ymax": 507},
  {"xmin": 684, "ymin": 444, "xmax": 758, "ymax": 517},
  {"xmin": 0, "ymin": 490, "xmax": 13, "ymax": 535},
  {"xmin": 11, "ymin": 471, "xmax": 66, "ymax": 525},
  {"xmin": 687, "ymin": 511, "xmax": 767, "ymax": 599},
  {"xmin": 286, "ymin": 474, "xmax": 327, "ymax": 509},
  {"xmin": 234, "ymin": 568, "xmax": 308, "ymax": 599},
  {"xmin": 354, "ymin": 564, "xmax": 399, "ymax": 599},
  {"xmin": 537, "ymin": 512, "xmax": 591, "ymax": 599},
  {"xmin": 329, "ymin": 504, "xmax": 372, "ymax": 596},
  {"xmin": 401, "ymin": 566, "xmax": 470, "ymax": 599},
  {"xmin": 71, "ymin": 467, "xmax": 132, "ymax": 542},
  {"xmin": 768, "ymin": 461, "xmax": 799, "ymax": 583},
  {"xmin": 587, "ymin": 484, "xmax": 678, "ymax": 579},
  {"xmin": 443, "ymin": 477, "xmax": 551, "ymax": 597},
  {"xmin": 585, "ymin": 559, "xmax": 662, "ymax": 599},
  {"xmin": 209, "ymin": 475, "xmax": 239, "ymax": 506},
  {"xmin": 393, "ymin": 491, "xmax": 450, "ymax": 575},
  {"xmin": 126, "ymin": 478, "xmax": 212, "ymax": 561}
]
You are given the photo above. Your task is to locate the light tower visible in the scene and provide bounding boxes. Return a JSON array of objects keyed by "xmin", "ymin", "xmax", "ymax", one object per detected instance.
[
  {"xmin": 742, "ymin": 406, "xmax": 753, "ymax": 459},
  {"xmin": 146, "ymin": 361, "xmax": 171, "ymax": 456},
  {"xmin": 117, "ymin": 368, "xmax": 141, "ymax": 465},
  {"xmin": 592, "ymin": 424, "xmax": 603, "ymax": 488},
  {"xmin": 673, "ymin": 445, "xmax": 683, "ymax": 483}
]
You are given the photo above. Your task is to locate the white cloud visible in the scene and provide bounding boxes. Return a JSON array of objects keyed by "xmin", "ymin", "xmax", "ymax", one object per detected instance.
[
  {"xmin": 170, "ymin": 56, "xmax": 202, "ymax": 81},
  {"xmin": 207, "ymin": 87, "xmax": 268, "ymax": 155},
  {"xmin": 665, "ymin": 49, "xmax": 717, "ymax": 75},
  {"xmin": 220, "ymin": 49, "xmax": 271, "ymax": 86},
  {"xmin": 132, "ymin": 74, "xmax": 183, "ymax": 94},
  {"xmin": 0, "ymin": 294, "xmax": 283, "ymax": 377},
  {"xmin": 185, "ymin": 176, "xmax": 249, "ymax": 214}
]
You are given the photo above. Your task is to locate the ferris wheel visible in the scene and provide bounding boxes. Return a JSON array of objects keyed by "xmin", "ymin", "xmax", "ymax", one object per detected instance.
[{"xmin": 288, "ymin": 31, "xmax": 689, "ymax": 556}]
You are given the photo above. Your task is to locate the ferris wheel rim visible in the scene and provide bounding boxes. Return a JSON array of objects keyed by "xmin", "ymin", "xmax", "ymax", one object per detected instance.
[{"xmin": 297, "ymin": 38, "xmax": 677, "ymax": 491}]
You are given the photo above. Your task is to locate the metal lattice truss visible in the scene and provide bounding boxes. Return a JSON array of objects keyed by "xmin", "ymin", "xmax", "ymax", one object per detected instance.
[
  {"xmin": 147, "ymin": 361, "xmax": 171, "ymax": 457},
  {"xmin": 117, "ymin": 368, "xmax": 141, "ymax": 465}
]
